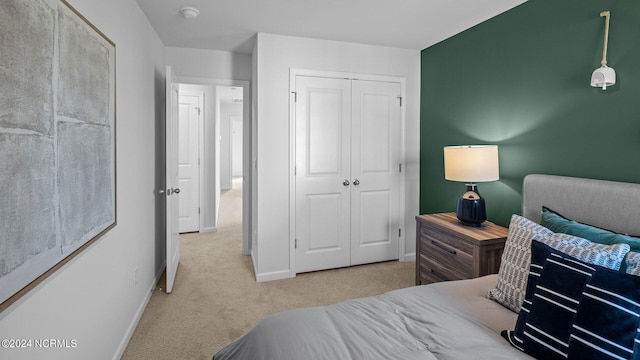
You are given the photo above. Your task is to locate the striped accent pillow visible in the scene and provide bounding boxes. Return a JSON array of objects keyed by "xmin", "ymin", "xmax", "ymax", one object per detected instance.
[
  {"xmin": 503, "ymin": 238, "xmax": 557, "ymax": 351},
  {"xmin": 522, "ymin": 250, "xmax": 596, "ymax": 359},
  {"xmin": 569, "ymin": 265, "xmax": 640, "ymax": 359},
  {"xmin": 503, "ymin": 241, "xmax": 640, "ymax": 360}
]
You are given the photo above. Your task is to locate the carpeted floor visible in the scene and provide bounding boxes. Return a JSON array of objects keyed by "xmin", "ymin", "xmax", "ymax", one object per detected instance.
[{"xmin": 122, "ymin": 178, "xmax": 415, "ymax": 360}]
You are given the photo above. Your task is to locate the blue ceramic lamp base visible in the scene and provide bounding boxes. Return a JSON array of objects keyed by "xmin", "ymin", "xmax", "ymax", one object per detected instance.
[{"xmin": 456, "ymin": 184, "xmax": 487, "ymax": 227}]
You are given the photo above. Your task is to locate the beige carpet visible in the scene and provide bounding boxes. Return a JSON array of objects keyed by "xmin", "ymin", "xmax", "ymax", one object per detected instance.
[{"xmin": 122, "ymin": 179, "xmax": 415, "ymax": 360}]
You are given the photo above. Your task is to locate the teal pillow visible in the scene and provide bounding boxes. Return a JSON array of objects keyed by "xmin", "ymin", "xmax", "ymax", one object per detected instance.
[
  {"xmin": 541, "ymin": 207, "xmax": 640, "ymax": 250},
  {"xmin": 541, "ymin": 207, "xmax": 640, "ymax": 272}
]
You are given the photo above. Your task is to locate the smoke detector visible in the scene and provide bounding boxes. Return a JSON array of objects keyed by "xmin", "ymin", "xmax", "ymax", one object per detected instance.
[{"xmin": 180, "ymin": 7, "xmax": 200, "ymax": 19}]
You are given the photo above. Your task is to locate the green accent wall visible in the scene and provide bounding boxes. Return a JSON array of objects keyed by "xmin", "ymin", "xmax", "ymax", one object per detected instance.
[{"xmin": 420, "ymin": 0, "xmax": 640, "ymax": 227}]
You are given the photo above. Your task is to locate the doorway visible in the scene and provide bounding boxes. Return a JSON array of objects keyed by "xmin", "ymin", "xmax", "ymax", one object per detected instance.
[{"xmin": 175, "ymin": 79, "xmax": 251, "ymax": 256}]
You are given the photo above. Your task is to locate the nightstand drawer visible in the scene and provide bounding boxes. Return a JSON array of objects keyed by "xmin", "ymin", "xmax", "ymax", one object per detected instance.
[
  {"xmin": 419, "ymin": 253, "xmax": 470, "ymax": 282},
  {"xmin": 420, "ymin": 225, "xmax": 474, "ymax": 256},
  {"xmin": 420, "ymin": 236, "xmax": 473, "ymax": 276}
]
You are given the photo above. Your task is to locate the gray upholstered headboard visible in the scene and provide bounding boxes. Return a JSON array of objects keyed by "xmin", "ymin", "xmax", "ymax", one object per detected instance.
[{"xmin": 522, "ymin": 174, "xmax": 640, "ymax": 236}]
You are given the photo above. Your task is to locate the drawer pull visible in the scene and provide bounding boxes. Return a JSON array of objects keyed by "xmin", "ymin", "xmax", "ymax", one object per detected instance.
[
  {"xmin": 430, "ymin": 269, "xmax": 446, "ymax": 281},
  {"xmin": 431, "ymin": 240, "xmax": 457, "ymax": 255}
]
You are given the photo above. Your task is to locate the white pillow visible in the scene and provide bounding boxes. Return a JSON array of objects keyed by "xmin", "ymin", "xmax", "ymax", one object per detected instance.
[
  {"xmin": 488, "ymin": 214, "xmax": 631, "ymax": 313},
  {"xmin": 625, "ymin": 252, "xmax": 640, "ymax": 276},
  {"xmin": 543, "ymin": 232, "xmax": 629, "ymax": 270},
  {"xmin": 487, "ymin": 215, "xmax": 551, "ymax": 313}
]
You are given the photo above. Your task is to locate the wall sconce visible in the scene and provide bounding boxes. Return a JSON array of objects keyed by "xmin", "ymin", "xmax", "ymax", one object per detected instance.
[
  {"xmin": 443, "ymin": 145, "xmax": 499, "ymax": 227},
  {"xmin": 591, "ymin": 11, "xmax": 616, "ymax": 90}
]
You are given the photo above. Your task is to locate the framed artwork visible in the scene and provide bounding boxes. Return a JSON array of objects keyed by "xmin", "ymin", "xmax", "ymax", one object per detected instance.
[{"xmin": 0, "ymin": 0, "xmax": 116, "ymax": 311}]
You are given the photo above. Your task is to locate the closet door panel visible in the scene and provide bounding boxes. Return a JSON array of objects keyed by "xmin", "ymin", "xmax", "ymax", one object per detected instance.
[
  {"xmin": 358, "ymin": 190, "xmax": 391, "ymax": 245},
  {"xmin": 360, "ymin": 93, "xmax": 391, "ymax": 172},
  {"xmin": 295, "ymin": 76, "xmax": 351, "ymax": 273},
  {"xmin": 350, "ymin": 80, "xmax": 401, "ymax": 266}
]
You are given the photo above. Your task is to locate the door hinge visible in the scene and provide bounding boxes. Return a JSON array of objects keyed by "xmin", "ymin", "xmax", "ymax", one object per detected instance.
[
  {"xmin": 399, "ymin": 163, "xmax": 402, "ymax": 173},
  {"xmin": 198, "ymin": 208, "xmax": 201, "ymax": 214},
  {"xmin": 295, "ymin": 239, "xmax": 297, "ymax": 249},
  {"xmin": 397, "ymin": 96, "xmax": 403, "ymax": 107},
  {"xmin": 195, "ymin": 106, "xmax": 201, "ymax": 115},
  {"xmin": 291, "ymin": 91, "xmax": 297, "ymax": 102},
  {"xmin": 399, "ymin": 228, "xmax": 402, "ymax": 237}
]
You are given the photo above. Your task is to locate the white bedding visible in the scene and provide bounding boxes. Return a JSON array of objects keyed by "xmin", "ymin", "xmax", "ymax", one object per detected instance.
[
  {"xmin": 213, "ymin": 275, "xmax": 533, "ymax": 360},
  {"xmin": 213, "ymin": 175, "xmax": 640, "ymax": 360}
]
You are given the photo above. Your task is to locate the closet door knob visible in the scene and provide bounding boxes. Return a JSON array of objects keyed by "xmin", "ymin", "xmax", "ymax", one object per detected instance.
[
  {"xmin": 353, "ymin": 179, "xmax": 360, "ymax": 186},
  {"xmin": 343, "ymin": 180, "xmax": 350, "ymax": 186}
]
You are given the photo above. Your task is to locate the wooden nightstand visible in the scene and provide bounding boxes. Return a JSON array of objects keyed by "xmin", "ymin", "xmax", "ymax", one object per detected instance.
[{"xmin": 415, "ymin": 212, "xmax": 508, "ymax": 285}]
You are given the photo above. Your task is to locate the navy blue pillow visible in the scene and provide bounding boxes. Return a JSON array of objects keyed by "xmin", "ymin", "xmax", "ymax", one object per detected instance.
[
  {"xmin": 502, "ymin": 239, "xmax": 554, "ymax": 351},
  {"xmin": 568, "ymin": 267, "xmax": 640, "ymax": 359},
  {"xmin": 502, "ymin": 240, "xmax": 640, "ymax": 360}
]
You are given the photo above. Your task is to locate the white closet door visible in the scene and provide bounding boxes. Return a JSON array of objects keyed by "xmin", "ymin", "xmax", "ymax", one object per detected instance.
[
  {"xmin": 295, "ymin": 76, "xmax": 352, "ymax": 273},
  {"xmin": 350, "ymin": 80, "xmax": 401, "ymax": 265}
]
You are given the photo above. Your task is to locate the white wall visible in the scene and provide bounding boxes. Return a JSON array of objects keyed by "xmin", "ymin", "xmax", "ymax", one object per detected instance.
[
  {"xmin": 165, "ymin": 47, "xmax": 251, "ymax": 82},
  {"xmin": 0, "ymin": 0, "xmax": 166, "ymax": 359},
  {"xmin": 252, "ymin": 33, "xmax": 420, "ymax": 281}
]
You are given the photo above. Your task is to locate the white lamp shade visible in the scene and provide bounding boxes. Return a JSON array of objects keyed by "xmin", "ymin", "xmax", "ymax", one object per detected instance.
[{"xmin": 444, "ymin": 145, "xmax": 499, "ymax": 183}]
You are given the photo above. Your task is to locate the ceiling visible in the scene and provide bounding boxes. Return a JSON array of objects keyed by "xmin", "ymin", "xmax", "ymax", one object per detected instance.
[{"xmin": 135, "ymin": 0, "xmax": 527, "ymax": 54}]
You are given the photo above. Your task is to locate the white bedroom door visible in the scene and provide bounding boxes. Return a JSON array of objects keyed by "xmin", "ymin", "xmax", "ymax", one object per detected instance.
[
  {"xmin": 295, "ymin": 75, "xmax": 401, "ymax": 273},
  {"xmin": 178, "ymin": 93, "xmax": 201, "ymax": 233},
  {"xmin": 165, "ymin": 66, "xmax": 180, "ymax": 294}
]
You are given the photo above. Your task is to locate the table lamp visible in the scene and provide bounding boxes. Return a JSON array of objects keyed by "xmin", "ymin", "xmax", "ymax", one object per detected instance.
[{"xmin": 443, "ymin": 145, "xmax": 499, "ymax": 227}]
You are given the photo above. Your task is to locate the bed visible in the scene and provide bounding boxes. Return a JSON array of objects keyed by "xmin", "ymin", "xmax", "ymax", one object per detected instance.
[{"xmin": 213, "ymin": 174, "xmax": 640, "ymax": 360}]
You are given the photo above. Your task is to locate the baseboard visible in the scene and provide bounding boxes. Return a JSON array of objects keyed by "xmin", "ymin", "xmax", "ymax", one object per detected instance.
[
  {"xmin": 112, "ymin": 263, "xmax": 165, "ymax": 360},
  {"xmin": 402, "ymin": 252, "xmax": 416, "ymax": 262},
  {"xmin": 251, "ymin": 251, "xmax": 291, "ymax": 282},
  {"xmin": 255, "ymin": 269, "xmax": 291, "ymax": 282},
  {"xmin": 201, "ymin": 226, "xmax": 217, "ymax": 233}
]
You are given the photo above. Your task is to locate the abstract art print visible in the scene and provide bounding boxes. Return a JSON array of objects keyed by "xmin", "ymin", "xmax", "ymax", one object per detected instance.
[{"xmin": 0, "ymin": 0, "xmax": 116, "ymax": 310}]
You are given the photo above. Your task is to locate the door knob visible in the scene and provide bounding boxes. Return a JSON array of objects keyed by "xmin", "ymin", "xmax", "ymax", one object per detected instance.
[
  {"xmin": 166, "ymin": 187, "xmax": 181, "ymax": 196},
  {"xmin": 353, "ymin": 179, "xmax": 360, "ymax": 186},
  {"xmin": 343, "ymin": 180, "xmax": 350, "ymax": 186}
]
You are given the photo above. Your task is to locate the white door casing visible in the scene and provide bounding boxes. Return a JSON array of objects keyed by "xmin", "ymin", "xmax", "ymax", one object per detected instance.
[
  {"xmin": 178, "ymin": 93, "xmax": 201, "ymax": 233},
  {"xmin": 165, "ymin": 66, "xmax": 180, "ymax": 294},
  {"xmin": 293, "ymin": 74, "xmax": 402, "ymax": 274}
]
